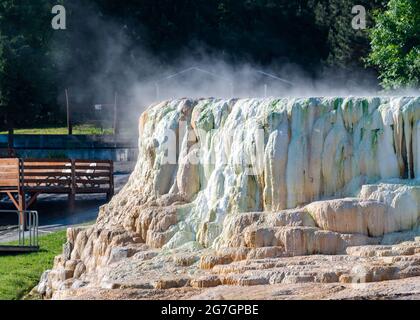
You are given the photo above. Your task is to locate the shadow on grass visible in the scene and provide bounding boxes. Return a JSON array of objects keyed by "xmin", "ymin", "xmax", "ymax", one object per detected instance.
[{"xmin": 0, "ymin": 248, "xmax": 49, "ymax": 257}]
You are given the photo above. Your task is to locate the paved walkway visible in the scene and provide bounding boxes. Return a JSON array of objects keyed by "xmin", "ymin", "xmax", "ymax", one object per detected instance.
[{"xmin": 0, "ymin": 174, "xmax": 130, "ymax": 243}]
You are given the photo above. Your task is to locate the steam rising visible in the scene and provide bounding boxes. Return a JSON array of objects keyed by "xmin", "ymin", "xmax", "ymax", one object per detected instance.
[{"xmin": 55, "ymin": 3, "xmax": 419, "ymax": 130}]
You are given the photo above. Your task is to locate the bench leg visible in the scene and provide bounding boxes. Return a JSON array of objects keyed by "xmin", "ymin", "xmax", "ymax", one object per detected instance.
[
  {"xmin": 18, "ymin": 190, "xmax": 26, "ymax": 230},
  {"xmin": 6, "ymin": 192, "xmax": 19, "ymax": 211},
  {"xmin": 27, "ymin": 192, "xmax": 39, "ymax": 208}
]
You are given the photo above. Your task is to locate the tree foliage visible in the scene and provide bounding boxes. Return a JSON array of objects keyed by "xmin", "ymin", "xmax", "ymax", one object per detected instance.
[
  {"xmin": 310, "ymin": 0, "xmax": 386, "ymax": 70},
  {"xmin": 0, "ymin": 0, "xmax": 417, "ymax": 128},
  {"xmin": 0, "ymin": 0, "xmax": 60, "ymax": 128},
  {"xmin": 368, "ymin": 0, "xmax": 420, "ymax": 89}
]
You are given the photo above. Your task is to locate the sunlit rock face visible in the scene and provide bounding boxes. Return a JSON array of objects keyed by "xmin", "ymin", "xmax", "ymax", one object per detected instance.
[
  {"xmin": 100, "ymin": 97, "xmax": 419, "ymax": 250},
  {"xmin": 39, "ymin": 97, "xmax": 420, "ymax": 299}
]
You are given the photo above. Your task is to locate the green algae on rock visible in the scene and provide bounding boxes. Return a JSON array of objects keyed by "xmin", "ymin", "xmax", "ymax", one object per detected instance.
[{"xmin": 37, "ymin": 97, "xmax": 420, "ymax": 299}]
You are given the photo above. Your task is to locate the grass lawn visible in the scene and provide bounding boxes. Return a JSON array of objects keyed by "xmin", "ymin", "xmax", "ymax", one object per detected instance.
[
  {"xmin": 0, "ymin": 230, "xmax": 67, "ymax": 300},
  {"xmin": 0, "ymin": 124, "xmax": 114, "ymax": 135}
]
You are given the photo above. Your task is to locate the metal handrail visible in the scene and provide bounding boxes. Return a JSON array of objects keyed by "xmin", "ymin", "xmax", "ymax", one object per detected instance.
[
  {"xmin": 154, "ymin": 67, "xmax": 235, "ymax": 99},
  {"xmin": 0, "ymin": 210, "xmax": 39, "ymax": 247}
]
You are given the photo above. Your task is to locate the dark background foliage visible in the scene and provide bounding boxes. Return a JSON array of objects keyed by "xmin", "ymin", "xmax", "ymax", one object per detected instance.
[{"xmin": 0, "ymin": 0, "xmax": 417, "ymax": 129}]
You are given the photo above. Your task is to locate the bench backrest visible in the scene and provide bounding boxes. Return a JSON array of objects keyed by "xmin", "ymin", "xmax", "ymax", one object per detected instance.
[
  {"xmin": 73, "ymin": 160, "xmax": 113, "ymax": 189},
  {"xmin": 0, "ymin": 158, "xmax": 113, "ymax": 192},
  {"xmin": 22, "ymin": 159, "xmax": 113, "ymax": 190},
  {"xmin": 22, "ymin": 159, "xmax": 73, "ymax": 187}
]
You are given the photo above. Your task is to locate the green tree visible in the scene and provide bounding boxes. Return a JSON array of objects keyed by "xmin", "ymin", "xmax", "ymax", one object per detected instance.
[
  {"xmin": 309, "ymin": 0, "xmax": 386, "ymax": 70},
  {"xmin": 368, "ymin": 0, "xmax": 420, "ymax": 89},
  {"xmin": 0, "ymin": 0, "xmax": 59, "ymax": 129}
]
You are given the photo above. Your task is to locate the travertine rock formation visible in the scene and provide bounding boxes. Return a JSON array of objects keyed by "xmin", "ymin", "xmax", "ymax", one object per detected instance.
[{"xmin": 38, "ymin": 97, "xmax": 420, "ymax": 300}]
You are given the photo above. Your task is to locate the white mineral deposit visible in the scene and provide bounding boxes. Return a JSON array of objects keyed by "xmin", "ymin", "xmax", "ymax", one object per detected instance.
[{"xmin": 38, "ymin": 97, "xmax": 420, "ymax": 300}]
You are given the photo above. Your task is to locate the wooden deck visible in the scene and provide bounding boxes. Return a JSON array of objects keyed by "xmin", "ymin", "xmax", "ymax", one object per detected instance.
[{"xmin": 0, "ymin": 158, "xmax": 114, "ymax": 212}]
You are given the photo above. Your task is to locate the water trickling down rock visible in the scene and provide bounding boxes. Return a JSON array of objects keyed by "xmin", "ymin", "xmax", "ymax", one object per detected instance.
[{"xmin": 38, "ymin": 97, "xmax": 420, "ymax": 300}]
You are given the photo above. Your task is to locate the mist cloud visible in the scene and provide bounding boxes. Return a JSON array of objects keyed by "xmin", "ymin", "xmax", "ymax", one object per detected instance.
[{"xmin": 53, "ymin": 2, "xmax": 419, "ymax": 130}]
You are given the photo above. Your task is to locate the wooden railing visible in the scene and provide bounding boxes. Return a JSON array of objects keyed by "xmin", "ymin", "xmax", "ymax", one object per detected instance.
[
  {"xmin": 0, "ymin": 158, "xmax": 20, "ymax": 190},
  {"xmin": 0, "ymin": 158, "xmax": 114, "ymax": 211}
]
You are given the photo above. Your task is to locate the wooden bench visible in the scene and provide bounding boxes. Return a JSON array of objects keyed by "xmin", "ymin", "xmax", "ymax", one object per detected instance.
[{"xmin": 0, "ymin": 158, "xmax": 114, "ymax": 212}]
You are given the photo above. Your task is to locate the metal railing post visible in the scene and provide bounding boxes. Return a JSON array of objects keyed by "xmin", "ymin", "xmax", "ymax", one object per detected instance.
[{"xmin": 0, "ymin": 210, "xmax": 39, "ymax": 249}]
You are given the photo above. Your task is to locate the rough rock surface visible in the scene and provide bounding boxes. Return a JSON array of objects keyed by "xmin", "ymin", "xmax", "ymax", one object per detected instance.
[{"xmin": 37, "ymin": 97, "xmax": 420, "ymax": 300}]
